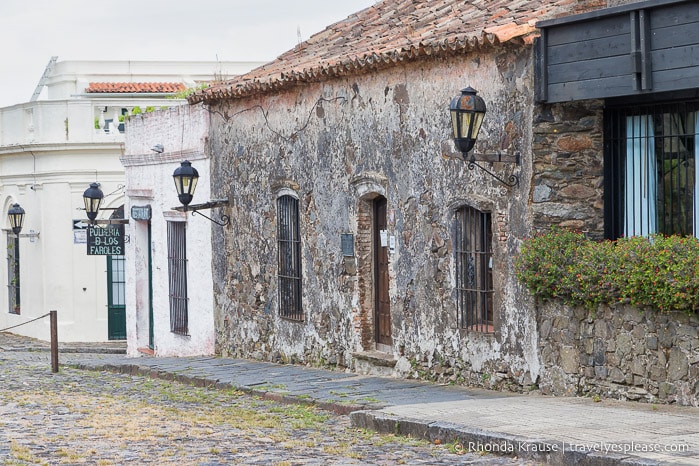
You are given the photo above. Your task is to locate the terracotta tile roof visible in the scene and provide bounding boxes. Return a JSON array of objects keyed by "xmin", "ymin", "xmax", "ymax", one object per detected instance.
[
  {"xmin": 86, "ymin": 82, "xmax": 187, "ymax": 94},
  {"xmin": 192, "ymin": 0, "xmax": 604, "ymax": 104}
]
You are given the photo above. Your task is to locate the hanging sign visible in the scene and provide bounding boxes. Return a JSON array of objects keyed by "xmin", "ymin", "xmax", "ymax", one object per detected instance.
[
  {"xmin": 130, "ymin": 205, "xmax": 152, "ymax": 221},
  {"xmin": 86, "ymin": 224, "xmax": 124, "ymax": 255}
]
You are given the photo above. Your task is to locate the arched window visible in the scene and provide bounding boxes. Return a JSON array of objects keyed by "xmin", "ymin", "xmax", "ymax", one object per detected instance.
[
  {"xmin": 6, "ymin": 232, "xmax": 19, "ymax": 315},
  {"xmin": 454, "ymin": 205, "xmax": 493, "ymax": 333},
  {"xmin": 277, "ymin": 195, "xmax": 302, "ymax": 320}
]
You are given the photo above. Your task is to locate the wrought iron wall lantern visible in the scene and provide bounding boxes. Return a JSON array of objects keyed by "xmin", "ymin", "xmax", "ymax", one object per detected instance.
[
  {"xmin": 7, "ymin": 203, "xmax": 39, "ymax": 239},
  {"xmin": 450, "ymin": 86, "xmax": 521, "ymax": 188},
  {"xmin": 81, "ymin": 182, "xmax": 128, "ymax": 226},
  {"xmin": 8, "ymin": 203, "xmax": 25, "ymax": 235},
  {"xmin": 83, "ymin": 182, "xmax": 104, "ymax": 222},
  {"xmin": 172, "ymin": 160, "xmax": 229, "ymax": 226}
]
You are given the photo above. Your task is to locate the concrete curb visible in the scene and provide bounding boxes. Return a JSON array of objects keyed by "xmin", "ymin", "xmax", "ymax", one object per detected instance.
[
  {"xmin": 349, "ymin": 410, "xmax": 660, "ymax": 466},
  {"xmin": 70, "ymin": 360, "xmax": 667, "ymax": 466}
]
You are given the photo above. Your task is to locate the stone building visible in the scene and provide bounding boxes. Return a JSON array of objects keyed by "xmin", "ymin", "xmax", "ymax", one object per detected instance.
[{"xmin": 185, "ymin": 0, "xmax": 699, "ymax": 406}]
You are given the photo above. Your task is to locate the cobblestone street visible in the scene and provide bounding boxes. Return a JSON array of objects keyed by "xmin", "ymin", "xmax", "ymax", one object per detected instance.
[{"xmin": 0, "ymin": 353, "xmax": 527, "ymax": 465}]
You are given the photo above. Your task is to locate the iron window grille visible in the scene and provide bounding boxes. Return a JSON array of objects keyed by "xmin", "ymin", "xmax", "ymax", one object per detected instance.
[
  {"xmin": 455, "ymin": 205, "xmax": 493, "ymax": 333},
  {"xmin": 277, "ymin": 195, "xmax": 303, "ymax": 321},
  {"xmin": 605, "ymin": 100, "xmax": 699, "ymax": 239},
  {"xmin": 6, "ymin": 235, "xmax": 19, "ymax": 315},
  {"xmin": 167, "ymin": 221, "xmax": 188, "ymax": 335}
]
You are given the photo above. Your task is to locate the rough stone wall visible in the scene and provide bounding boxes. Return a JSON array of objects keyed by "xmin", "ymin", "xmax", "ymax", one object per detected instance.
[
  {"xmin": 530, "ymin": 97, "xmax": 699, "ymax": 406},
  {"xmin": 538, "ymin": 303, "xmax": 699, "ymax": 407},
  {"xmin": 531, "ymin": 100, "xmax": 605, "ymax": 238},
  {"xmin": 208, "ymin": 44, "xmax": 541, "ymax": 390}
]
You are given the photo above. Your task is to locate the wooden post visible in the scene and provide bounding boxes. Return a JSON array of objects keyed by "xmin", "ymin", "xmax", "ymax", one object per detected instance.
[{"xmin": 50, "ymin": 310, "xmax": 58, "ymax": 373}]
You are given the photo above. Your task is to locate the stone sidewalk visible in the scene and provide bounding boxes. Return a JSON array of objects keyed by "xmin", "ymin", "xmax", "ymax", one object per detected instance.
[{"xmin": 2, "ymin": 332, "xmax": 698, "ymax": 465}]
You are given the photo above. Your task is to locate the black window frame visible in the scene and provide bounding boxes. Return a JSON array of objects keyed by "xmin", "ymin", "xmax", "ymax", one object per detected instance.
[
  {"xmin": 6, "ymin": 234, "xmax": 19, "ymax": 315},
  {"xmin": 167, "ymin": 221, "xmax": 188, "ymax": 335},
  {"xmin": 277, "ymin": 195, "xmax": 303, "ymax": 321},
  {"xmin": 454, "ymin": 205, "xmax": 493, "ymax": 333},
  {"xmin": 604, "ymin": 98, "xmax": 699, "ymax": 239}
]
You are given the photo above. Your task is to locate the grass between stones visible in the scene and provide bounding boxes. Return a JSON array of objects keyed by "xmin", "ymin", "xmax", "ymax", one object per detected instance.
[{"xmin": 0, "ymin": 361, "xmax": 440, "ymax": 465}]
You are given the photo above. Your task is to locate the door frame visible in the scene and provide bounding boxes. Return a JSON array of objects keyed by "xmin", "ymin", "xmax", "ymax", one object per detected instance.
[{"xmin": 106, "ymin": 254, "xmax": 126, "ymax": 340}]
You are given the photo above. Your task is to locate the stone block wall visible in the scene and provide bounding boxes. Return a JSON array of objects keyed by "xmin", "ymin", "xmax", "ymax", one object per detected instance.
[
  {"xmin": 538, "ymin": 302, "xmax": 699, "ymax": 407},
  {"xmin": 531, "ymin": 100, "xmax": 605, "ymax": 238},
  {"xmin": 530, "ymin": 84, "xmax": 699, "ymax": 406}
]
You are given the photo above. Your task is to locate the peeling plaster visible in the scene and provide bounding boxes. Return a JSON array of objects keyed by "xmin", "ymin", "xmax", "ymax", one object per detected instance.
[{"xmin": 211, "ymin": 50, "xmax": 538, "ymax": 391}]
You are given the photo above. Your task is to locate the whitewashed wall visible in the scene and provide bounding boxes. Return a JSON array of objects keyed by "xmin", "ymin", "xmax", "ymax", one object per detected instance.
[
  {"xmin": 0, "ymin": 59, "xmax": 261, "ymax": 343},
  {"xmin": 122, "ymin": 104, "xmax": 215, "ymax": 357},
  {"xmin": 0, "ymin": 148, "xmax": 124, "ymax": 342}
]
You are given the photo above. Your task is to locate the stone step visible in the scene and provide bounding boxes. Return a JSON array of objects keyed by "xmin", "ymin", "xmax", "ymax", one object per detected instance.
[{"xmin": 352, "ymin": 350, "xmax": 397, "ymax": 377}]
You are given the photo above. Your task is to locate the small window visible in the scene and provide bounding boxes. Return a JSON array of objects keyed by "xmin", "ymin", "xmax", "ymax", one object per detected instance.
[
  {"xmin": 7, "ymin": 234, "xmax": 19, "ymax": 315},
  {"xmin": 277, "ymin": 195, "xmax": 302, "ymax": 320},
  {"xmin": 455, "ymin": 205, "xmax": 493, "ymax": 332},
  {"xmin": 605, "ymin": 101, "xmax": 699, "ymax": 239},
  {"xmin": 167, "ymin": 221, "xmax": 188, "ymax": 335}
]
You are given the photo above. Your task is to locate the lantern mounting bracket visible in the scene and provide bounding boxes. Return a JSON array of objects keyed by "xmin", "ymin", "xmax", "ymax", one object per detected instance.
[
  {"xmin": 449, "ymin": 86, "xmax": 522, "ymax": 189},
  {"xmin": 465, "ymin": 151, "xmax": 521, "ymax": 188},
  {"xmin": 172, "ymin": 199, "xmax": 230, "ymax": 227}
]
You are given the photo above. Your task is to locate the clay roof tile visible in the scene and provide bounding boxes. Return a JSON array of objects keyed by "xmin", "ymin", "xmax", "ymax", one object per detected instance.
[
  {"xmin": 191, "ymin": 0, "xmax": 602, "ymax": 103},
  {"xmin": 86, "ymin": 82, "xmax": 186, "ymax": 94}
]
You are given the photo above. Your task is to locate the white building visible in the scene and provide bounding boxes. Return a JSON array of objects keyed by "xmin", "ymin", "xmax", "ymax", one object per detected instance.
[
  {"xmin": 0, "ymin": 58, "xmax": 262, "ymax": 343},
  {"xmin": 122, "ymin": 104, "xmax": 219, "ymax": 356}
]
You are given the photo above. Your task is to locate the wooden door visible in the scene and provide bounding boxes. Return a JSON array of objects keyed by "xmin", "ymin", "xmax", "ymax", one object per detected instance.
[{"xmin": 373, "ymin": 197, "xmax": 391, "ymax": 347}]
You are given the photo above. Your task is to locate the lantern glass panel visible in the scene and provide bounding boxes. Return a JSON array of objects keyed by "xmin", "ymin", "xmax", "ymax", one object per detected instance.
[
  {"xmin": 84, "ymin": 196, "xmax": 102, "ymax": 215},
  {"xmin": 182, "ymin": 175, "xmax": 197, "ymax": 196},
  {"xmin": 8, "ymin": 204, "xmax": 24, "ymax": 234},
  {"xmin": 173, "ymin": 161, "xmax": 199, "ymax": 206},
  {"xmin": 471, "ymin": 112, "xmax": 484, "ymax": 141}
]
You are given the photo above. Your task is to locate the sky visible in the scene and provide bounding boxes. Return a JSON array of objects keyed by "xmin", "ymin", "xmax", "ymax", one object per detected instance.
[{"xmin": 0, "ymin": 0, "xmax": 376, "ymax": 108}]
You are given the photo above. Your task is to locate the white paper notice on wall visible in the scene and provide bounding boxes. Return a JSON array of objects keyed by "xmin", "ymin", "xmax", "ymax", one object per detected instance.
[
  {"xmin": 389, "ymin": 235, "xmax": 396, "ymax": 254},
  {"xmin": 380, "ymin": 229, "xmax": 388, "ymax": 247}
]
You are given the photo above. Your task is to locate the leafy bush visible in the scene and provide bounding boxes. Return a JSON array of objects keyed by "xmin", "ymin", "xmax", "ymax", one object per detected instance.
[
  {"xmin": 514, "ymin": 227, "xmax": 585, "ymax": 301},
  {"xmin": 515, "ymin": 227, "xmax": 699, "ymax": 313}
]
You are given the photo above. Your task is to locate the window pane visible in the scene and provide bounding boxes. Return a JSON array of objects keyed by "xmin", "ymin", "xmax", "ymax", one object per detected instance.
[
  {"xmin": 606, "ymin": 103, "xmax": 698, "ymax": 239},
  {"xmin": 110, "ymin": 255, "xmax": 126, "ymax": 307}
]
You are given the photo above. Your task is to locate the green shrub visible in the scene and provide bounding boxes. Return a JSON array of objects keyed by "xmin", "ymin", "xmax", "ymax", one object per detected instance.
[
  {"xmin": 515, "ymin": 227, "xmax": 699, "ymax": 313},
  {"xmin": 514, "ymin": 227, "xmax": 585, "ymax": 302}
]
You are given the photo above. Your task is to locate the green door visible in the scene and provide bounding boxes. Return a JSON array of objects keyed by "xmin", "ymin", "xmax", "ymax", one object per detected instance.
[{"xmin": 107, "ymin": 255, "xmax": 127, "ymax": 340}]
